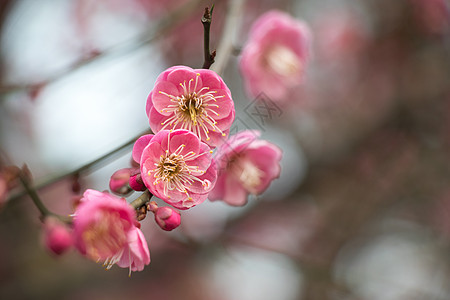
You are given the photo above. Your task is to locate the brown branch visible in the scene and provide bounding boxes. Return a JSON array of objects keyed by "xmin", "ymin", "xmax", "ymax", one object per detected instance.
[
  {"xmin": 7, "ymin": 129, "xmax": 152, "ymax": 202},
  {"xmin": 201, "ymin": 6, "xmax": 216, "ymax": 69}
]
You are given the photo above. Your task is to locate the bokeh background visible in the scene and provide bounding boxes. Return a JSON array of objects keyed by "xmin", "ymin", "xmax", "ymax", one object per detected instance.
[{"xmin": 1, "ymin": 0, "xmax": 450, "ymax": 299}]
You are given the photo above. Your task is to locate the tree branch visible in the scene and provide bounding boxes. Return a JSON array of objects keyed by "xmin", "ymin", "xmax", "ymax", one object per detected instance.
[
  {"xmin": 8, "ymin": 129, "xmax": 152, "ymax": 202},
  {"xmin": 201, "ymin": 6, "xmax": 216, "ymax": 69}
]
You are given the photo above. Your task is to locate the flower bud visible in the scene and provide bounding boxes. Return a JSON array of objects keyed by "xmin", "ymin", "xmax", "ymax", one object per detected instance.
[
  {"xmin": 154, "ymin": 207, "xmax": 181, "ymax": 231},
  {"xmin": 109, "ymin": 168, "xmax": 132, "ymax": 195},
  {"xmin": 43, "ymin": 217, "xmax": 73, "ymax": 256},
  {"xmin": 129, "ymin": 168, "xmax": 147, "ymax": 191}
]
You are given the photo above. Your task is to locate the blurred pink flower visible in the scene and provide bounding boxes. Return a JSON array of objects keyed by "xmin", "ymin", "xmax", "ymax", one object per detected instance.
[
  {"xmin": 133, "ymin": 129, "xmax": 217, "ymax": 210},
  {"xmin": 209, "ymin": 130, "xmax": 282, "ymax": 206},
  {"xmin": 154, "ymin": 206, "xmax": 181, "ymax": 231},
  {"xmin": 240, "ymin": 10, "xmax": 312, "ymax": 102},
  {"xmin": 43, "ymin": 217, "xmax": 73, "ymax": 256},
  {"xmin": 116, "ymin": 226, "xmax": 150, "ymax": 273},
  {"xmin": 73, "ymin": 189, "xmax": 136, "ymax": 266},
  {"xmin": 409, "ymin": 0, "xmax": 450, "ymax": 35},
  {"xmin": 146, "ymin": 66, "xmax": 235, "ymax": 148}
]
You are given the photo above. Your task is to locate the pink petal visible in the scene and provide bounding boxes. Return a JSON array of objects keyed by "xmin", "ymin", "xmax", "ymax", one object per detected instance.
[
  {"xmin": 204, "ymin": 90, "xmax": 234, "ymax": 120},
  {"xmin": 132, "ymin": 134, "xmax": 154, "ymax": 164},
  {"xmin": 197, "ymin": 69, "xmax": 224, "ymax": 90},
  {"xmin": 168, "ymin": 130, "xmax": 200, "ymax": 155},
  {"xmin": 148, "ymin": 106, "xmax": 166, "ymax": 133},
  {"xmin": 152, "ymin": 81, "xmax": 180, "ymax": 116},
  {"xmin": 214, "ymin": 110, "xmax": 235, "ymax": 131},
  {"xmin": 244, "ymin": 142, "xmax": 282, "ymax": 194},
  {"xmin": 223, "ymin": 175, "xmax": 248, "ymax": 206},
  {"xmin": 166, "ymin": 67, "xmax": 201, "ymax": 94},
  {"xmin": 185, "ymin": 142, "xmax": 212, "ymax": 172},
  {"xmin": 208, "ymin": 171, "xmax": 227, "ymax": 201}
]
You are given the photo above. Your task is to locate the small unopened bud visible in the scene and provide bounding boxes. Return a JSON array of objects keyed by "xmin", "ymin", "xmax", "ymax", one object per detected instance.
[
  {"xmin": 43, "ymin": 217, "xmax": 73, "ymax": 256},
  {"xmin": 136, "ymin": 205, "xmax": 147, "ymax": 221},
  {"xmin": 154, "ymin": 207, "xmax": 181, "ymax": 231},
  {"xmin": 109, "ymin": 168, "xmax": 132, "ymax": 195},
  {"xmin": 129, "ymin": 168, "xmax": 146, "ymax": 191}
]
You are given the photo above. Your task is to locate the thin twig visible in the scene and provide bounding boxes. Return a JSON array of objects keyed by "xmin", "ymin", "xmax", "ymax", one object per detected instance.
[
  {"xmin": 18, "ymin": 170, "xmax": 72, "ymax": 223},
  {"xmin": 201, "ymin": 6, "xmax": 216, "ymax": 69},
  {"xmin": 130, "ymin": 190, "xmax": 151, "ymax": 209},
  {"xmin": 8, "ymin": 129, "xmax": 152, "ymax": 201},
  {"xmin": 210, "ymin": 0, "xmax": 246, "ymax": 75}
]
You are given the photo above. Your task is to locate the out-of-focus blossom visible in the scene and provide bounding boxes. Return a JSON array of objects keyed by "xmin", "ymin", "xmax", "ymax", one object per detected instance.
[
  {"xmin": 154, "ymin": 206, "xmax": 181, "ymax": 231},
  {"xmin": 409, "ymin": 0, "xmax": 450, "ymax": 35},
  {"xmin": 210, "ymin": 130, "xmax": 282, "ymax": 206},
  {"xmin": 146, "ymin": 66, "xmax": 235, "ymax": 148},
  {"xmin": 116, "ymin": 226, "xmax": 150, "ymax": 273},
  {"xmin": 133, "ymin": 130, "xmax": 217, "ymax": 210},
  {"xmin": 73, "ymin": 189, "xmax": 136, "ymax": 267},
  {"xmin": 43, "ymin": 217, "xmax": 73, "ymax": 256},
  {"xmin": 240, "ymin": 10, "xmax": 312, "ymax": 102},
  {"xmin": 109, "ymin": 168, "xmax": 132, "ymax": 195}
]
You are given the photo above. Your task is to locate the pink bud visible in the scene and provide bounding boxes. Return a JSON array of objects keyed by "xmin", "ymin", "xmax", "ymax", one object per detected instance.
[
  {"xmin": 129, "ymin": 168, "xmax": 147, "ymax": 191},
  {"xmin": 109, "ymin": 168, "xmax": 132, "ymax": 195},
  {"xmin": 154, "ymin": 207, "xmax": 181, "ymax": 231},
  {"xmin": 43, "ymin": 217, "xmax": 73, "ymax": 256}
]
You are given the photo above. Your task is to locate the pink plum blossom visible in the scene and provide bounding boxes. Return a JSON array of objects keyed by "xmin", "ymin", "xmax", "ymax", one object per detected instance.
[
  {"xmin": 133, "ymin": 129, "xmax": 217, "ymax": 210},
  {"xmin": 240, "ymin": 10, "xmax": 312, "ymax": 102},
  {"xmin": 209, "ymin": 130, "xmax": 282, "ymax": 206},
  {"xmin": 146, "ymin": 66, "xmax": 235, "ymax": 148},
  {"xmin": 73, "ymin": 189, "xmax": 150, "ymax": 271},
  {"xmin": 43, "ymin": 217, "xmax": 73, "ymax": 256}
]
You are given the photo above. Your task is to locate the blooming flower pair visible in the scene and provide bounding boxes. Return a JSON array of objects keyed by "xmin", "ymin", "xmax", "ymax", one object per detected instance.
[{"xmin": 140, "ymin": 65, "xmax": 282, "ymax": 209}]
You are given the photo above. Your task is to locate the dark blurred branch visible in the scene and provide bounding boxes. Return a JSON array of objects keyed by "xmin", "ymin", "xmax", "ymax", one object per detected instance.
[
  {"xmin": 201, "ymin": 6, "xmax": 216, "ymax": 69},
  {"xmin": 0, "ymin": 0, "xmax": 206, "ymax": 97},
  {"xmin": 18, "ymin": 169, "xmax": 72, "ymax": 223},
  {"xmin": 8, "ymin": 129, "xmax": 152, "ymax": 202},
  {"xmin": 211, "ymin": 0, "xmax": 246, "ymax": 75}
]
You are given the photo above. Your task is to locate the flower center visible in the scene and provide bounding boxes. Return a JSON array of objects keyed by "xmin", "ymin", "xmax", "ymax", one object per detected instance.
[
  {"xmin": 82, "ymin": 211, "xmax": 128, "ymax": 261},
  {"xmin": 150, "ymin": 140, "xmax": 212, "ymax": 205},
  {"xmin": 264, "ymin": 45, "xmax": 302, "ymax": 77},
  {"xmin": 230, "ymin": 156, "xmax": 263, "ymax": 194},
  {"xmin": 158, "ymin": 73, "xmax": 227, "ymax": 141},
  {"xmin": 179, "ymin": 93, "xmax": 203, "ymax": 126},
  {"xmin": 156, "ymin": 153, "xmax": 184, "ymax": 182}
]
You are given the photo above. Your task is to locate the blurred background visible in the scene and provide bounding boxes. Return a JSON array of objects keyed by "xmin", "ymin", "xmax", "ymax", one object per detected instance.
[{"xmin": 0, "ymin": 0, "xmax": 450, "ymax": 299}]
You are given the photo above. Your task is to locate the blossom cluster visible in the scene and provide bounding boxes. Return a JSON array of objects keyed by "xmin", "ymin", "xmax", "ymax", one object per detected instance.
[{"xmin": 40, "ymin": 10, "xmax": 308, "ymax": 274}]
